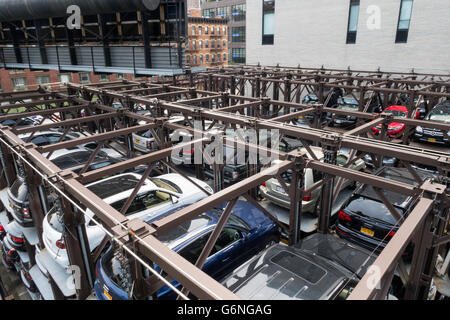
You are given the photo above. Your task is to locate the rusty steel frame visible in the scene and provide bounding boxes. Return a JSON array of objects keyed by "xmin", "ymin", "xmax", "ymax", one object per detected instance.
[{"xmin": 0, "ymin": 70, "xmax": 448, "ymax": 301}]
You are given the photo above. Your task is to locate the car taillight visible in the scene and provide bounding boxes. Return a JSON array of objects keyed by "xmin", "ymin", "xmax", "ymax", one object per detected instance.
[
  {"xmin": 336, "ymin": 226, "xmax": 349, "ymax": 236},
  {"xmin": 146, "ymin": 141, "xmax": 152, "ymax": 149},
  {"xmin": 56, "ymin": 239, "xmax": 66, "ymax": 249},
  {"xmin": 303, "ymin": 192, "xmax": 312, "ymax": 201},
  {"xmin": 338, "ymin": 210, "xmax": 352, "ymax": 222},
  {"xmin": 0, "ymin": 225, "xmax": 4, "ymax": 232},
  {"xmin": 22, "ymin": 207, "xmax": 31, "ymax": 218},
  {"xmin": 7, "ymin": 249, "xmax": 16, "ymax": 256},
  {"xmin": 184, "ymin": 149, "xmax": 194, "ymax": 154},
  {"xmin": 11, "ymin": 235, "xmax": 24, "ymax": 244},
  {"xmin": 387, "ymin": 230, "xmax": 396, "ymax": 237}
]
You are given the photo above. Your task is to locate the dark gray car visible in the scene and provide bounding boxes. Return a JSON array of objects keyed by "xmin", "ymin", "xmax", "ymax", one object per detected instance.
[{"xmin": 222, "ymin": 233, "xmax": 377, "ymax": 300}]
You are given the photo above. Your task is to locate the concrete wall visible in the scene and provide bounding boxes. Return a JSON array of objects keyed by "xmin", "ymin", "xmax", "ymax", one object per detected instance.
[{"xmin": 246, "ymin": 0, "xmax": 450, "ymax": 74}]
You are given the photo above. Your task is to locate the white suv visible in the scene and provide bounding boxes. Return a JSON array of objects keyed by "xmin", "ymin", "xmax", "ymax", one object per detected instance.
[{"xmin": 42, "ymin": 173, "xmax": 213, "ymax": 269}]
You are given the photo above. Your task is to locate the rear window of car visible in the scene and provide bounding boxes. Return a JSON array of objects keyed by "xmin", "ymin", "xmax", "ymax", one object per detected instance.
[
  {"xmin": 10, "ymin": 178, "xmax": 27, "ymax": 202},
  {"xmin": 271, "ymin": 251, "xmax": 327, "ymax": 284},
  {"xmin": 346, "ymin": 196, "xmax": 403, "ymax": 225},
  {"xmin": 87, "ymin": 175, "xmax": 140, "ymax": 199},
  {"xmin": 150, "ymin": 178, "xmax": 181, "ymax": 193}
]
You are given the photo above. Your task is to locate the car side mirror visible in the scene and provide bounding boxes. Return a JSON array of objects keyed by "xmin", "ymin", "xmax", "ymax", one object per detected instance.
[{"xmin": 172, "ymin": 196, "xmax": 179, "ymax": 204}]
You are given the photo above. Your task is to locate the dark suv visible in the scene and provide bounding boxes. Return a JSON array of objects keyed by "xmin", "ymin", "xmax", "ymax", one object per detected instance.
[
  {"xmin": 335, "ymin": 167, "xmax": 434, "ymax": 255},
  {"xmin": 222, "ymin": 233, "xmax": 379, "ymax": 300},
  {"xmin": 414, "ymin": 101, "xmax": 450, "ymax": 146}
]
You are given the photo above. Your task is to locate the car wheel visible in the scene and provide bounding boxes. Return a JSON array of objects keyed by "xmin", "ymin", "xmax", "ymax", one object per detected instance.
[{"xmin": 265, "ymin": 235, "xmax": 280, "ymax": 248}]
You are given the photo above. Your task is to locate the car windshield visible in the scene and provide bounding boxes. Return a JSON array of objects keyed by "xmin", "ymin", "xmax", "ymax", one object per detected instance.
[
  {"xmin": 427, "ymin": 106, "xmax": 450, "ymax": 123},
  {"xmin": 210, "ymin": 208, "xmax": 250, "ymax": 230},
  {"xmin": 157, "ymin": 214, "xmax": 212, "ymax": 246},
  {"xmin": 384, "ymin": 109, "xmax": 407, "ymax": 118},
  {"xmin": 47, "ymin": 207, "xmax": 64, "ymax": 233},
  {"xmin": 338, "ymin": 97, "xmax": 358, "ymax": 106},
  {"xmin": 150, "ymin": 178, "xmax": 181, "ymax": 193},
  {"xmin": 87, "ymin": 175, "xmax": 141, "ymax": 199}
]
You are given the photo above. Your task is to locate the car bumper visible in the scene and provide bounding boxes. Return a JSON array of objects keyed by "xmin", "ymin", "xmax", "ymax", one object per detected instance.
[
  {"xmin": 414, "ymin": 134, "xmax": 450, "ymax": 145},
  {"xmin": 335, "ymin": 223, "xmax": 385, "ymax": 254}
]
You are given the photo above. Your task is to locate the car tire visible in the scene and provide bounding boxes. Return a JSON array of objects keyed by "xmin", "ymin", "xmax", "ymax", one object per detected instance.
[{"xmin": 265, "ymin": 235, "xmax": 280, "ymax": 248}]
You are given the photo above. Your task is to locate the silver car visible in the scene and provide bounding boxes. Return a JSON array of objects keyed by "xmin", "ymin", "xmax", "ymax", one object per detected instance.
[{"xmin": 260, "ymin": 146, "xmax": 366, "ymax": 215}]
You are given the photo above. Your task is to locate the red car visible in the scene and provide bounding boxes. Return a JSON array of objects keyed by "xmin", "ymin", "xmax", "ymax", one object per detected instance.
[{"xmin": 372, "ymin": 105, "xmax": 413, "ymax": 138}]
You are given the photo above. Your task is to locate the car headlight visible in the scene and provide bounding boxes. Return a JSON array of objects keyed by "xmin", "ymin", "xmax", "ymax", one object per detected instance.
[{"xmin": 416, "ymin": 126, "xmax": 423, "ymax": 134}]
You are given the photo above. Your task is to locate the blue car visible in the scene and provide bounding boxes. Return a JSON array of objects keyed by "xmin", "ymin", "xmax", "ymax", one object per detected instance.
[{"xmin": 94, "ymin": 200, "xmax": 280, "ymax": 300}]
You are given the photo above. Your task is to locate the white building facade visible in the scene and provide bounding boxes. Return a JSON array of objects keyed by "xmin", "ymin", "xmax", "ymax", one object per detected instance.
[{"xmin": 246, "ymin": 0, "xmax": 450, "ymax": 74}]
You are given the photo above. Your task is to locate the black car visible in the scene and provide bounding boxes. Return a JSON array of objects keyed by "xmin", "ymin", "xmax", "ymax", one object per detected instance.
[
  {"xmin": 302, "ymin": 88, "xmax": 343, "ymax": 125},
  {"xmin": 414, "ymin": 101, "xmax": 450, "ymax": 146},
  {"xmin": 222, "ymin": 233, "xmax": 379, "ymax": 300},
  {"xmin": 329, "ymin": 92, "xmax": 383, "ymax": 127},
  {"xmin": 1, "ymin": 117, "xmax": 37, "ymax": 129},
  {"xmin": 7, "ymin": 148, "xmax": 125, "ymax": 227},
  {"xmin": 335, "ymin": 167, "xmax": 434, "ymax": 255}
]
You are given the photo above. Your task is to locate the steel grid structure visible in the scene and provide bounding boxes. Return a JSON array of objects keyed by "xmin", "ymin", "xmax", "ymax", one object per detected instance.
[{"xmin": 0, "ymin": 73, "xmax": 448, "ymax": 300}]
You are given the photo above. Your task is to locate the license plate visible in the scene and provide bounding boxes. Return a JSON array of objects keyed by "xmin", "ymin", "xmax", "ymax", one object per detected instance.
[
  {"xmin": 428, "ymin": 138, "xmax": 436, "ymax": 143},
  {"xmin": 104, "ymin": 289, "xmax": 112, "ymax": 300},
  {"xmin": 361, "ymin": 227, "xmax": 375, "ymax": 237},
  {"xmin": 276, "ymin": 186, "xmax": 286, "ymax": 194},
  {"xmin": 298, "ymin": 116, "xmax": 303, "ymax": 119}
]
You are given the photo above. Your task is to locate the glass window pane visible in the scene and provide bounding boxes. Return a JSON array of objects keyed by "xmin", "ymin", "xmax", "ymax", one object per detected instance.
[
  {"xmin": 348, "ymin": 5, "xmax": 360, "ymax": 32},
  {"xmin": 263, "ymin": 13, "xmax": 275, "ymax": 35}
]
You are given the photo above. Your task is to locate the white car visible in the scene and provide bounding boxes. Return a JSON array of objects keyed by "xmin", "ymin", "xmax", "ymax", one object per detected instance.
[
  {"xmin": 132, "ymin": 115, "xmax": 185, "ymax": 153},
  {"xmin": 42, "ymin": 173, "xmax": 213, "ymax": 269}
]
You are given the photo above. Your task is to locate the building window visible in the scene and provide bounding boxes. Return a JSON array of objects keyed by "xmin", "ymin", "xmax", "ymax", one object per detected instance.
[
  {"xmin": 203, "ymin": 8, "xmax": 215, "ymax": 18},
  {"xmin": 217, "ymin": 7, "xmax": 229, "ymax": 18},
  {"xmin": 205, "ymin": 40, "xmax": 209, "ymax": 49},
  {"xmin": 211, "ymin": 26, "xmax": 215, "ymax": 35},
  {"xmin": 396, "ymin": 0, "xmax": 413, "ymax": 43},
  {"xmin": 217, "ymin": 27, "xmax": 221, "ymax": 36},
  {"xmin": 193, "ymin": 40, "xmax": 196, "ymax": 49},
  {"xmin": 60, "ymin": 74, "xmax": 71, "ymax": 83},
  {"xmin": 12, "ymin": 77, "xmax": 27, "ymax": 91},
  {"xmin": 205, "ymin": 26, "xmax": 208, "ymax": 35},
  {"xmin": 193, "ymin": 55, "xmax": 197, "ymax": 65},
  {"xmin": 200, "ymin": 55, "xmax": 203, "ymax": 64},
  {"xmin": 199, "ymin": 40, "xmax": 203, "ymax": 49},
  {"xmin": 198, "ymin": 26, "xmax": 202, "ymax": 35},
  {"xmin": 217, "ymin": 54, "xmax": 221, "ymax": 62},
  {"xmin": 232, "ymin": 48, "xmax": 246, "ymax": 64},
  {"xmin": 232, "ymin": 27, "xmax": 246, "ymax": 43},
  {"xmin": 232, "ymin": 4, "xmax": 246, "ymax": 22},
  {"xmin": 212, "ymin": 54, "xmax": 215, "ymax": 63},
  {"xmin": 223, "ymin": 40, "xmax": 227, "ymax": 48},
  {"xmin": 36, "ymin": 75, "xmax": 50, "ymax": 85},
  {"xmin": 223, "ymin": 27, "xmax": 227, "ymax": 35},
  {"xmin": 187, "ymin": 55, "xmax": 190, "ymax": 65},
  {"xmin": 223, "ymin": 53, "xmax": 227, "ymax": 62},
  {"xmin": 262, "ymin": 0, "xmax": 275, "ymax": 45},
  {"xmin": 80, "ymin": 73, "xmax": 91, "ymax": 83},
  {"xmin": 116, "ymin": 73, "xmax": 123, "ymax": 79},
  {"xmin": 192, "ymin": 26, "xmax": 196, "ymax": 36},
  {"xmin": 99, "ymin": 74, "xmax": 109, "ymax": 82},
  {"xmin": 346, "ymin": 0, "xmax": 360, "ymax": 44},
  {"xmin": 206, "ymin": 54, "xmax": 209, "ymax": 63},
  {"xmin": 211, "ymin": 40, "xmax": 215, "ymax": 49}
]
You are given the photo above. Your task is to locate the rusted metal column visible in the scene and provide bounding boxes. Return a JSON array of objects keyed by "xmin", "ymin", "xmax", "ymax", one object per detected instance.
[
  {"xmin": 405, "ymin": 190, "xmax": 449, "ymax": 300},
  {"xmin": 0, "ymin": 138, "xmax": 16, "ymax": 187},
  {"xmin": 288, "ymin": 154, "xmax": 305, "ymax": 245},
  {"xmin": 318, "ymin": 134, "xmax": 340, "ymax": 234},
  {"xmin": 60, "ymin": 196, "xmax": 93, "ymax": 300}
]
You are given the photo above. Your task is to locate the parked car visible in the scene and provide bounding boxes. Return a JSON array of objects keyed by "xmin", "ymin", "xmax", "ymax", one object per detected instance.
[
  {"xmin": 371, "ymin": 105, "xmax": 411, "ymax": 138},
  {"xmin": 1, "ymin": 117, "xmax": 38, "ymax": 129},
  {"xmin": 414, "ymin": 100, "xmax": 450, "ymax": 146},
  {"xmin": 335, "ymin": 167, "xmax": 434, "ymax": 255},
  {"xmin": 1, "ymin": 235, "xmax": 19, "ymax": 270},
  {"xmin": 132, "ymin": 116, "xmax": 185, "ymax": 154},
  {"xmin": 221, "ymin": 233, "xmax": 382, "ymax": 300},
  {"xmin": 42, "ymin": 173, "xmax": 213, "ymax": 269},
  {"xmin": 94, "ymin": 200, "xmax": 280, "ymax": 300},
  {"xmin": 329, "ymin": 92, "xmax": 383, "ymax": 127},
  {"xmin": 362, "ymin": 154, "xmax": 398, "ymax": 169},
  {"xmin": 303, "ymin": 88, "xmax": 343, "ymax": 124},
  {"xmin": 260, "ymin": 146, "xmax": 366, "ymax": 215},
  {"xmin": 7, "ymin": 147, "xmax": 127, "ymax": 227}
]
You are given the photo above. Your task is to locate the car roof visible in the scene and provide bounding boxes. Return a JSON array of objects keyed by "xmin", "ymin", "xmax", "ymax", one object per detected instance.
[{"xmin": 222, "ymin": 234, "xmax": 369, "ymax": 300}]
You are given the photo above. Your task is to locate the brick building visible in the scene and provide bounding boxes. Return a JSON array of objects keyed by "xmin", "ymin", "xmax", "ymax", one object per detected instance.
[
  {"xmin": 0, "ymin": 69, "xmax": 135, "ymax": 93},
  {"xmin": 186, "ymin": 16, "xmax": 228, "ymax": 68}
]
